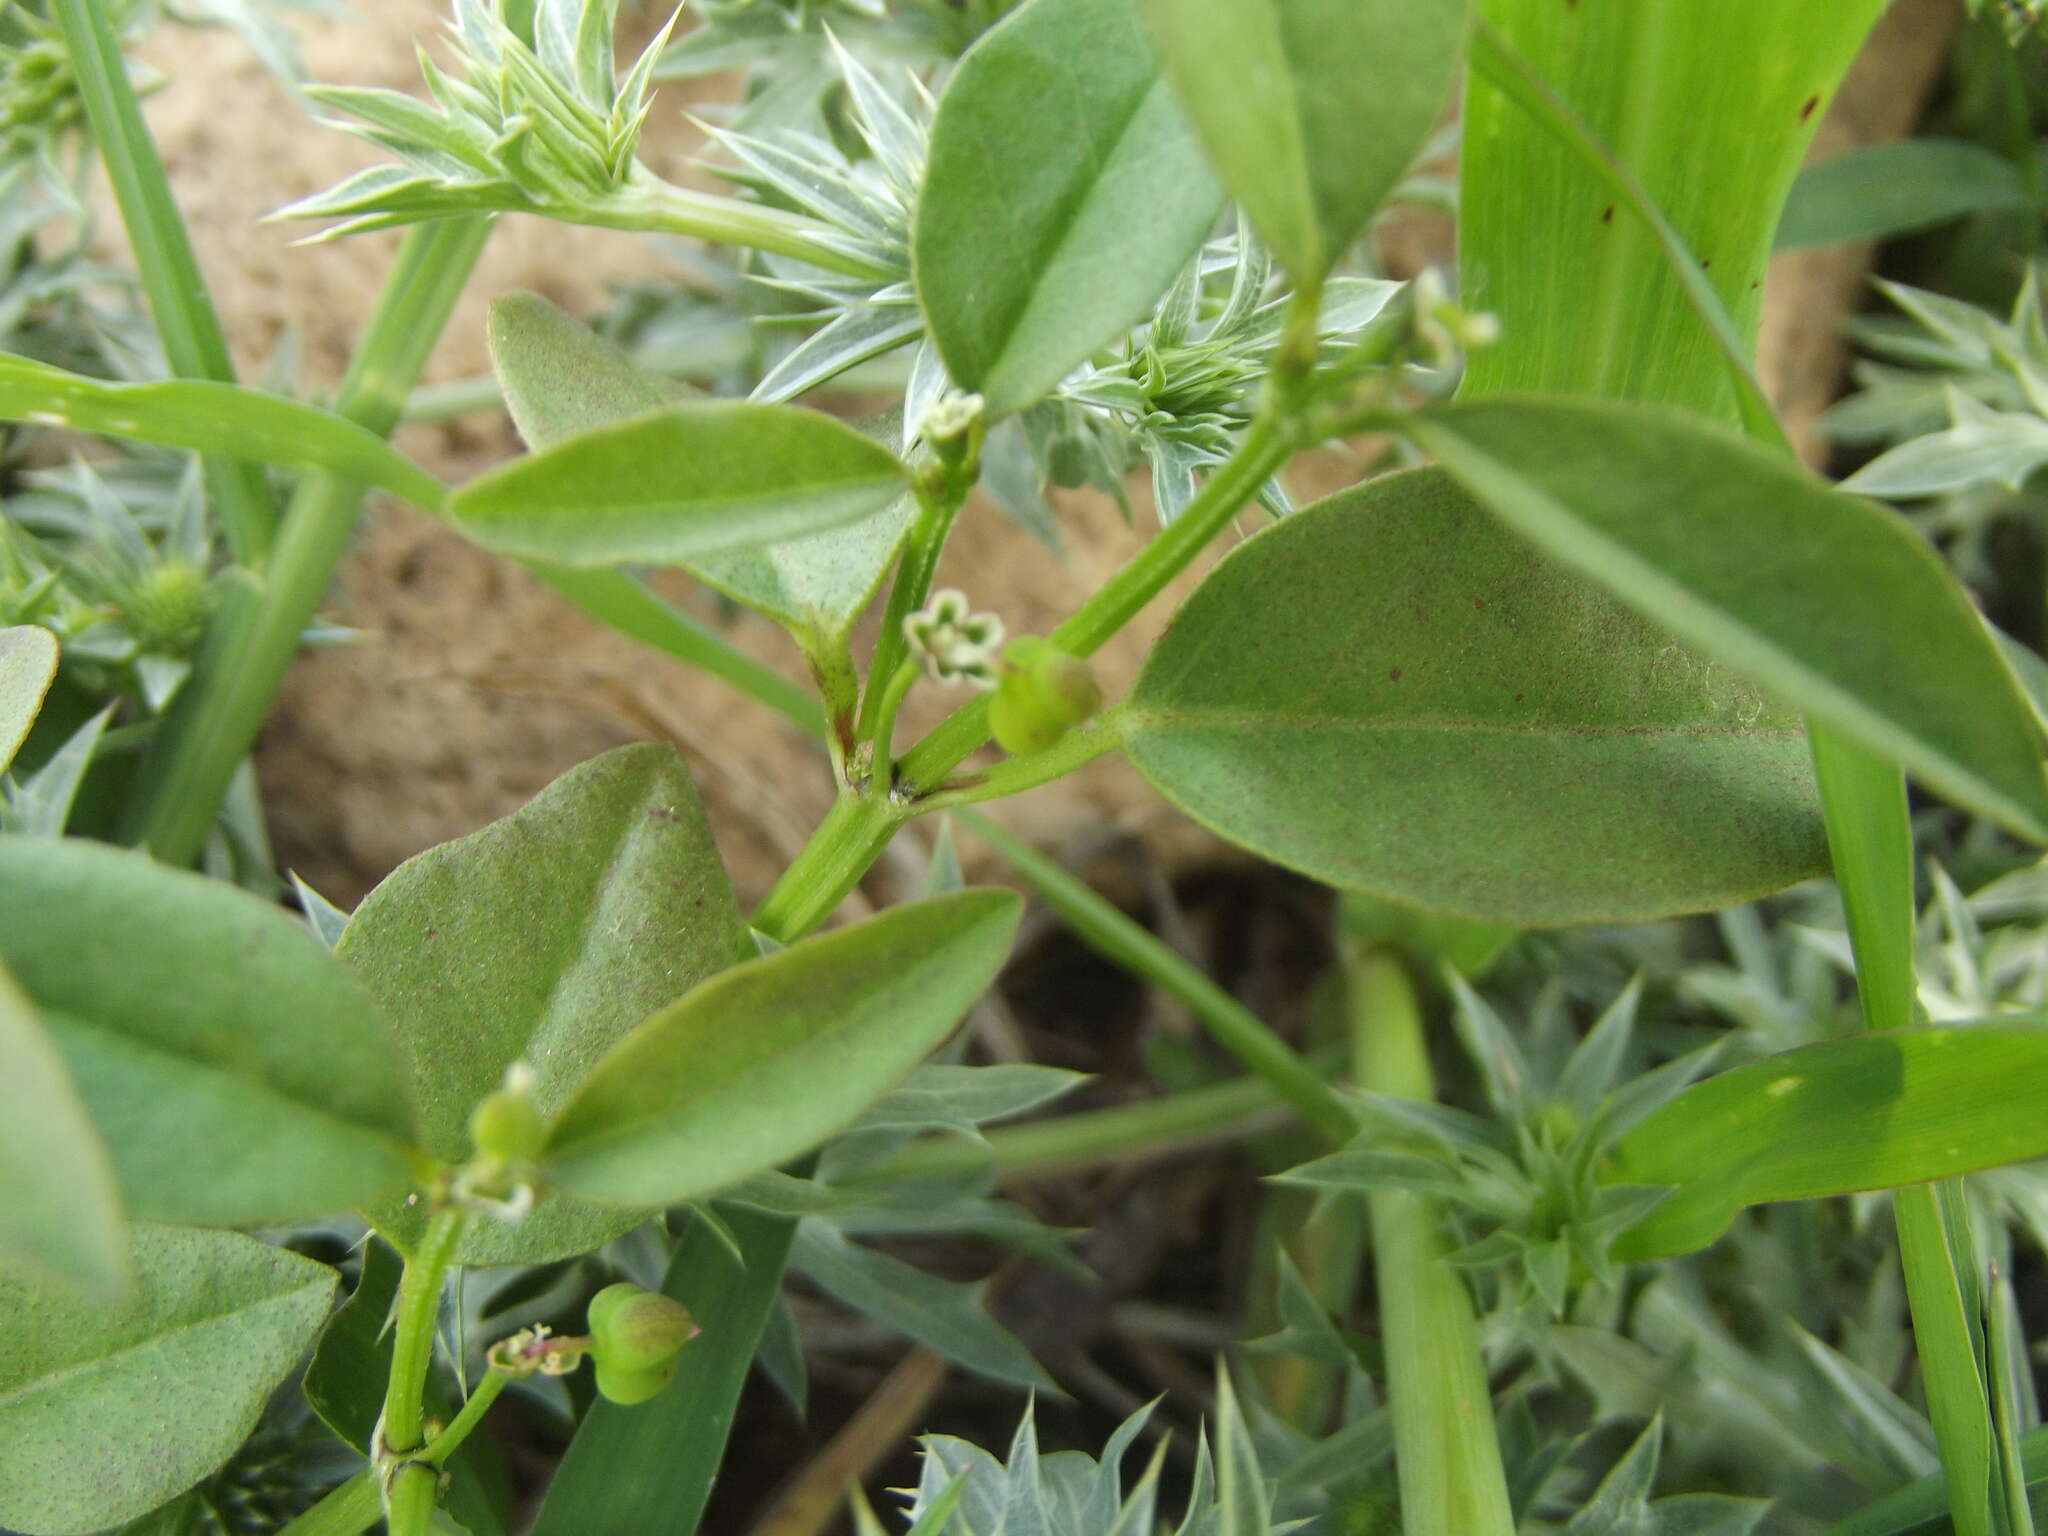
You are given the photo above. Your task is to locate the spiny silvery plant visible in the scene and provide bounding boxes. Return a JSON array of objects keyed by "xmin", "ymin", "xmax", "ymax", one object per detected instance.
[
  {"xmin": 11, "ymin": 1, "xmax": 2048, "ymax": 1535},
  {"xmin": 862, "ymin": 1383, "xmax": 1291, "ymax": 1536},
  {"xmin": 1280, "ymin": 978, "xmax": 1704, "ymax": 1320}
]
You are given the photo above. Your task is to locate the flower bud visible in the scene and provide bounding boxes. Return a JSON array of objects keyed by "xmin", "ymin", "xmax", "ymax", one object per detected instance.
[
  {"xmin": 467, "ymin": 1060, "xmax": 545, "ymax": 1163},
  {"xmin": 990, "ymin": 638, "xmax": 1102, "ymax": 755},
  {"xmin": 587, "ymin": 1283, "xmax": 699, "ymax": 1405}
]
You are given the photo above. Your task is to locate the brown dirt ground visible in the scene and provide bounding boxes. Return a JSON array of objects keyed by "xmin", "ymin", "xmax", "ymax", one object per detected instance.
[{"xmin": 126, "ymin": 0, "xmax": 1957, "ymax": 910}]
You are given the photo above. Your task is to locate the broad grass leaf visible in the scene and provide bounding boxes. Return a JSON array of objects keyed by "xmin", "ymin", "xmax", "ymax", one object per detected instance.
[
  {"xmin": 1609, "ymin": 1024, "xmax": 2048, "ymax": 1259},
  {"xmin": 1138, "ymin": 0, "xmax": 1469, "ymax": 287},
  {"xmin": 526, "ymin": 1206, "xmax": 797, "ymax": 1536},
  {"xmin": 0, "ymin": 352, "xmax": 445, "ymax": 510},
  {"xmin": 0, "ymin": 1226, "xmax": 333, "ymax": 1535},
  {"xmin": 1125, "ymin": 466, "xmax": 1825, "ymax": 925},
  {"xmin": 0, "ymin": 839, "xmax": 416, "ymax": 1226},
  {"xmin": 912, "ymin": 0, "xmax": 1222, "ymax": 417},
  {"xmin": 1461, "ymin": 0, "xmax": 1886, "ymax": 418},
  {"xmin": 485, "ymin": 292, "xmax": 911, "ymax": 642},
  {"xmin": 340, "ymin": 742, "xmax": 746, "ymax": 1264},
  {"xmin": 1412, "ymin": 398, "xmax": 2048, "ymax": 844},
  {"xmin": 543, "ymin": 890, "xmax": 1022, "ymax": 1206},
  {"xmin": 0, "ymin": 624, "xmax": 58, "ymax": 774},
  {"xmin": 0, "ymin": 959, "xmax": 125, "ymax": 1298},
  {"xmin": 448, "ymin": 400, "xmax": 909, "ymax": 567}
]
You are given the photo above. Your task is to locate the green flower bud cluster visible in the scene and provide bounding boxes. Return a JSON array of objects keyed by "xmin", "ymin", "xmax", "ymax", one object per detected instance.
[
  {"xmin": 118, "ymin": 560, "xmax": 213, "ymax": 657},
  {"xmin": 586, "ymin": 1283, "xmax": 699, "ymax": 1405},
  {"xmin": 989, "ymin": 637, "xmax": 1101, "ymax": 756}
]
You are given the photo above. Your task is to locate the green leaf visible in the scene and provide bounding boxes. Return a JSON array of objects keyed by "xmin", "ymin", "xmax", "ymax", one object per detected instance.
[
  {"xmin": 0, "ymin": 959, "xmax": 125, "ymax": 1298},
  {"xmin": 302, "ymin": 1236, "xmax": 402, "ymax": 1453},
  {"xmin": 1461, "ymin": 0, "xmax": 1885, "ymax": 419},
  {"xmin": 488, "ymin": 291, "xmax": 911, "ymax": 650},
  {"xmin": 1138, "ymin": 0, "xmax": 1469, "ymax": 287},
  {"xmin": 447, "ymin": 401, "xmax": 910, "ymax": 568},
  {"xmin": 527, "ymin": 1205, "xmax": 797, "ymax": 1536},
  {"xmin": 790, "ymin": 1219, "xmax": 1054, "ymax": 1391},
  {"xmin": 913, "ymin": 0, "xmax": 1223, "ymax": 417},
  {"xmin": 1777, "ymin": 139, "xmax": 2031, "ymax": 251},
  {"xmin": 1410, "ymin": 397, "xmax": 2048, "ymax": 843},
  {"xmin": 0, "ymin": 1225, "xmax": 334, "ymax": 1535},
  {"xmin": 339, "ymin": 742, "xmax": 746, "ymax": 1264},
  {"xmin": 0, "ymin": 838, "xmax": 417, "ymax": 1227},
  {"xmin": 1125, "ymin": 467, "xmax": 1826, "ymax": 925},
  {"xmin": 543, "ymin": 889, "xmax": 1023, "ymax": 1205},
  {"xmin": 1609, "ymin": 1024, "xmax": 2048, "ymax": 1259},
  {"xmin": 0, "ymin": 624, "xmax": 58, "ymax": 775},
  {"xmin": 0, "ymin": 352, "xmax": 446, "ymax": 511}
]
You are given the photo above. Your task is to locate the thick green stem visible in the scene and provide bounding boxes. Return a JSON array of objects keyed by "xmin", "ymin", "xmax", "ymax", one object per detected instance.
[
  {"xmin": 51, "ymin": 0, "xmax": 275, "ymax": 564},
  {"xmin": 381, "ymin": 1209, "xmax": 468, "ymax": 1459},
  {"xmin": 1350, "ymin": 944, "xmax": 1515, "ymax": 1536},
  {"xmin": 750, "ymin": 792, "xmax": 906, "ymax": 943},
  {"xmin": 123, "ymin": 218, "xmax": 491, "ymax": 862}
]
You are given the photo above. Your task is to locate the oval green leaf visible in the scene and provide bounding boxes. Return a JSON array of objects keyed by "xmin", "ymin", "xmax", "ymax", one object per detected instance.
[
  {"xmin": 544, "ymin": 889, "xmax": 1023, "ymax": 1206},
  {"xmin": 1411, "ymin": 397, "xmax": 2048, "ymax": 844},
  {"xmin": 1125, "ymin": 467, "xmax": 1825, "ymax": 925},
  {"xmin": 486, "ymin": 292, "xmax": 909, "ymax": 644},
  {"xmin": 0, "ymin": 839, "xmax": 417, "ymax": 1226},
  {"xmin": 0, "ymin": 959, "xmax": 125, "ymax": 1298},
  {"xmin": 339, "ymin": 742, "xmax": 747, "ymax": 1264},
  {"xmin": 0, "ymin": 351, "xmax": 446, "ymax": 510},
  {"xmin": 447, "ymin": 399, "xmax": 910, "ymax": 568},
  {"xmin": 1139, "ymin": 0, "xmax": 1469, "ymax": 287},
  {"xmin": 0, "ymin": 623, "xmax": 58, "ymax": 775},
  {"xmin": 912, "ymin": 0, "xmax": 1223, "ymax": 417},
  {"xmin": 1608, "ymin": 1024, "xmax": 2048, "ymax": 1260},
  {"xmin": 0, "ymin": 1225, "xmax": 334, "ymax": 1535}
]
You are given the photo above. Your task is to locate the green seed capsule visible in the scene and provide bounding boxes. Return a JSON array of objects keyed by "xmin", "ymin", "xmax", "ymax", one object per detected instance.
[
  {"xmin": 990, "ymin": 639, "xmax": 1101, "ymax": 755},
  {"xmin": 587, "ymin": 1283, "xmax": 698, "ymax": 1404}
]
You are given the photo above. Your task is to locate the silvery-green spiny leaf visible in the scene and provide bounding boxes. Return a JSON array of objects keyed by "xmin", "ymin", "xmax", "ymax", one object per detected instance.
[
  {"xmin": 902, "ymin": 1399, "xmax": 1171, "ymax": 1535},
  {"xmin": 789, "ymin": 1219, "xmax": 1054, "ymax": 1391},
  {"xmin": 1843, "ymin": 382, "xmax": 2048, "ymax": 499},
  {"xmin": 282, "ymin": 0, "xmax": 681, "ymax": 237}
]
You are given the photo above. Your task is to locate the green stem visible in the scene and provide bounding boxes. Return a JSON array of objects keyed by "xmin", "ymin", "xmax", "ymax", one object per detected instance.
[
  {"xmin": 961, "ymin": 807, "xmax": 1356, "ymax": 1142},
  {"xmin": 1349, "ymin": 943, "xmax": 1514, "ymax": 1536},
  {"xmin": 865, "ymin": 656, "xmax": 920, "ymax": 792},
  {"xmin": 381, "ymin": 1208, "xmax": 468, "ymax": 1459},
  {"xmin": 859, "ymin": 1071, "xmax": 1296, "ymax": 1184},
  {"xmin": 385, "ymin": 1462, "xmax": 440, "ymax": 1536},
  {"xmin": 51, "ymin": 0, "xmax": 274, "ymax": 564},
  {"xmin": 749, "ymin": 791, "xmax": 906, "ymax": 944},
  {"xmin": 274, "ymin": 1470, "xmax": 381, "ymax": 1536},
  {"xmin": 1896, "ymin": 1185, "xmax": 1999, "ymax": 1536},
  {"xmin": 422, "ymin": 1367, "xmax": 510, "ymax": 1466},
  {"xmin": 859, "ymin": 470, "xmax": 971, "ymax": 742},
  {"xmin": 123, "ymin": 218, "xmax": 491, "ymax": 862},
  {"xmin": 906, "ymin": 711, "xmax": 1124, "ymax": 812},
  {"xmin": 603, "ymin": 174, "xmax": 893, "ymax": 283}
]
